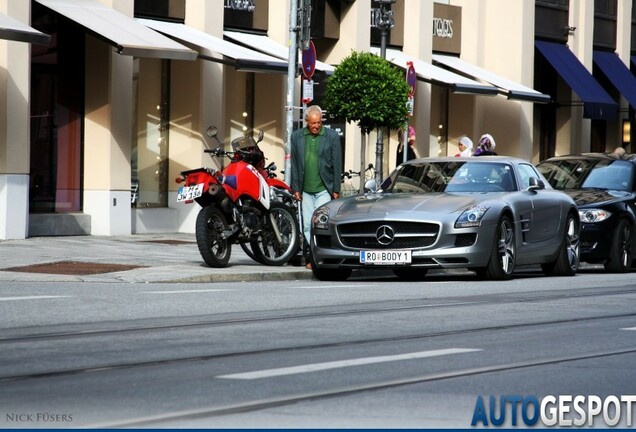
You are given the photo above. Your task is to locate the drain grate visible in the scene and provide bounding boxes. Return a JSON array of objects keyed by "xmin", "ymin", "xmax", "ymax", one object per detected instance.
[{"xmin": 3, "ymin": 261, "xmax": 144, "ymax": 275}]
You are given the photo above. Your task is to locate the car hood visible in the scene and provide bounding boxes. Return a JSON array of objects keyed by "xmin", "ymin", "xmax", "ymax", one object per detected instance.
[
  {"xmin": 335, "ymin": 192, "xmax": 487, "ymax": 217},
  {"xmin": 560, "ymin": 189, "xmax": 631, "ymax": 206}
]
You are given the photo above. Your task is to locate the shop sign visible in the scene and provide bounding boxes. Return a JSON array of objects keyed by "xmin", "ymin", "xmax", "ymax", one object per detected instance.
[
  {"xmin": 432, "ymin": 3, "xmax": 461, "ymax": 55},
  {"xmin": 225, "ymin": 0, "xmax": 255, "ymax": 12}
]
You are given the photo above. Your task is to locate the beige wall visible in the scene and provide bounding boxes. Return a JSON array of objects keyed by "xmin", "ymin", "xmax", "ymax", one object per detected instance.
[{"xmin": 0, "ymin": 1, "xmax": 31, "ymax": 239}]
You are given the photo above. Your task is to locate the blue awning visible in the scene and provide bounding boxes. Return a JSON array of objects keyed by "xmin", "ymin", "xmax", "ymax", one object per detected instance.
[
  {"xmin": 631, "ymin": 55, "xmax": 636, "ymax": 71},
  {"xmin": 593, "ymin": 50, "xmax": 636, "ymax": 109},
  {"xmin": 535, "ymin": 40, "xmax": 617, "ymax": 120}
]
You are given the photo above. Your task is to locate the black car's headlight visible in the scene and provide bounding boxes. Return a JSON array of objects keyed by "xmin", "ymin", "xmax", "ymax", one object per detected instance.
[
  {"xmin": 312, "ymin": 207, "xmax": 330, "ymax": 230},
  {"xmin": 455, "ymin": 205, "xmax": 489, "ymax": 228},
  {"xmin": 579, "ymin": 209, "xmax": 611, "ymax": 223}
]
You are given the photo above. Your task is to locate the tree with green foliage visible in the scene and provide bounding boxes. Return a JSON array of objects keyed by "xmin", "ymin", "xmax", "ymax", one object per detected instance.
[
  {"xmin": 323, "ymin": 51, "xmax": 410, "ymax": 182},
  {"xmin": 324, "ymin": 51, "xmax": 410, "ymax": 133}
]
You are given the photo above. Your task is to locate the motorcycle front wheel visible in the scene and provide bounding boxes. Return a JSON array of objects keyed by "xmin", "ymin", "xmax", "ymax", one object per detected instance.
[
  {"xmin": 195, "ymin": 205, "xmax": 231, "ymax": 267},
  {"xmin": 251, "ymin": 202, "xmax": 300, "ymax": 266}
]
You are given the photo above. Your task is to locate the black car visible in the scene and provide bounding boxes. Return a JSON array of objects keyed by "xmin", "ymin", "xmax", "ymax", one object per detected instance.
[{"xmin": 537, "ymin": 153, "xmax": 636, "ymax": 272}]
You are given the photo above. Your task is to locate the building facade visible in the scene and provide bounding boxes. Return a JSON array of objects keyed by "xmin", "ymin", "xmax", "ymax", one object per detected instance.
[{"xmin": 0, "ymin": 0, "xmax": 634, "ymax": 240}]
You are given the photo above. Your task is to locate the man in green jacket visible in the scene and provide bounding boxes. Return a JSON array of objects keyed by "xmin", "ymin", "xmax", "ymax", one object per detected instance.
[{"xmin": 290, "ymin": 105, "xmax": 343, "ymax": 268}]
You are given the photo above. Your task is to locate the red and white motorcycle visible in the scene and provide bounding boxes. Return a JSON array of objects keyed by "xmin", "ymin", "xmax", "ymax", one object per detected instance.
[{"xmin": 176, "ymin": 126, "xmax": 299, "ymax": 268}]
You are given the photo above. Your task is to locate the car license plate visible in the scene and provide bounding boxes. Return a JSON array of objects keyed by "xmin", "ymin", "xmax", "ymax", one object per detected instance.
[
  {"xmin": 177, "ymin": 184, "xmax": 204, "ymax": 202},
  {"xmin": 360, "ymin": 250, "xmax": 411, "ymax": 265}
]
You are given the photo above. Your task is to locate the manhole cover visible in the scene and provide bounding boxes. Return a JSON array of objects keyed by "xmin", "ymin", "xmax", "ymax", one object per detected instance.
[{"xmin": 3, "ymin": 261, "xmax": 144, "ymax": 275}]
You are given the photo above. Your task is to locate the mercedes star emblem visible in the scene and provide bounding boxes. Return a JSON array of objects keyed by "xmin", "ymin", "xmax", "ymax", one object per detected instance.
[{"xmin": 375, "ymin": 225, "xmax": 395, "ymax": 245}]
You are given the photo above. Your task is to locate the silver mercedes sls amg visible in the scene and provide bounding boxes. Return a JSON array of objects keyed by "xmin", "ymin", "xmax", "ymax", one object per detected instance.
[{"xmin": 309, "ymin": 157, "xmax": 580, "ymax": 281}]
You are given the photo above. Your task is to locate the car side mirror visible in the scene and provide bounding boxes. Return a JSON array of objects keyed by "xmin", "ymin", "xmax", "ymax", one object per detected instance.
[
  {"xmin": 528, "ymin": 177, "xmax": 545, "ymax": 191},
  {"xmin": 364, "ymin": 178, "xmax": 378, "ymax": 193}
]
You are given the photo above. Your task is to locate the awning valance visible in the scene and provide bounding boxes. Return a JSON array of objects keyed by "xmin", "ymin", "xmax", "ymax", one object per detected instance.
[
  {"xmin": 34, "ymin": 0, "xmax": 197, "ymax": 61},
  {"xmin": 432, "ymin": 54, "xmax": 550, "ymax": 103},
  {"xmin": 0, "ymin": 12, "xmax": 50, "ymax": 45},
  {"xmin": 372, "ymin": 47, "xmax": 498, "ymax": 95},
  {"xmin": 224, "ymin": 30, "xmax": 335, "ymax": 76},
  {"xmin": 139, "ymin": 19, "xmax": 287, "ymax": 73},
  {"xmin": 593, "ymin": 50, "xmax": 636, "ymax": 109},
  {"xmin": 535, "ymin": 40, "xmax": 617, "ymax": 120}
]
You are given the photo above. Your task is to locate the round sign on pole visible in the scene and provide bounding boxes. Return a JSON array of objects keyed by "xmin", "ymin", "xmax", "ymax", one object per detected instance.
[
  {"xmin": 406, "ymin": 61, "xmax": 417, "ymax": 96},
  {"xmin": 302, "ymin": 40, "xmax": 317, "ymax": 80}
]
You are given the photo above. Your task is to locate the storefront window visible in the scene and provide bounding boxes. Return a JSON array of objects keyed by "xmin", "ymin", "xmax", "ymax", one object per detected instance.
[
  {"xmin": 131, "ymin": 58, "xmax": 170, "ymax": 208},
  {"xmin": 30, "ymin": 5, "xmax": 84, "ymax": 214}
]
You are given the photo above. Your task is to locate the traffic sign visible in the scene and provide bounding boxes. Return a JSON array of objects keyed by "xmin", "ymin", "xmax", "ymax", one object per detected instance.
[
  {"xmin": 302, "ymin": 40, "xmax": 316, "ymax": 79},
  {"xmin": 406, "ymin": 61, "xmax": 416, "ymax": 96}
]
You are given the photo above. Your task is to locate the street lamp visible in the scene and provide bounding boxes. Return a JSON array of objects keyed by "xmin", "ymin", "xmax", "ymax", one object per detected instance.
[{"xmin": 374, "ymin": 0, "xmax": 395, "ymax": 185}]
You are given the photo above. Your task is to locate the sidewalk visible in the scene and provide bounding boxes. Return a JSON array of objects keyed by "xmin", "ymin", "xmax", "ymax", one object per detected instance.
[{"xmin": 0, "ymin": 234, "xmax": 313, "ymax": 284}]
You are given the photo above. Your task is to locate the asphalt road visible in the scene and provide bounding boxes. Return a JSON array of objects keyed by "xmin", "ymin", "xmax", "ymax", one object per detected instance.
[{"xmin": 1, "ymin": 266, "xmax": 635, "ymax": 429}]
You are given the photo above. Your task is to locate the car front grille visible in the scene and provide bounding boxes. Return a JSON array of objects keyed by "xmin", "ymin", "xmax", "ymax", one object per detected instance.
[{"xmin": 337, "ymin": 221, "xmax": 439, "ymax": 249}]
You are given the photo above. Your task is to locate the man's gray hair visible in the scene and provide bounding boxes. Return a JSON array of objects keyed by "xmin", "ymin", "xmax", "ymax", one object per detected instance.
[{"xmin": 305, "ymin": 105, "xmax": 323, "ymax": 119}]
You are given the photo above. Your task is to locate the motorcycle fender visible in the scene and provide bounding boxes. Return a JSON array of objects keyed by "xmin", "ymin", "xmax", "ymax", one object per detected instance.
[{"xmin": 252, "ymin": 165, "xmax": 271, "ymax": 210}]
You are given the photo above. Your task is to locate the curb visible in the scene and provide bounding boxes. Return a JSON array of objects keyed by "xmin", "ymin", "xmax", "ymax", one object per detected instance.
[{"xmin": 166, "ymin": 270, "xmax": 314, "ymax": 284}]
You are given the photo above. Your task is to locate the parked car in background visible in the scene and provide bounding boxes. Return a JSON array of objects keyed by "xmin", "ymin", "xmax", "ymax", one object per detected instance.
[
  {"xmin": 537, "ymin": 153, "xmax": 636, "ymax": 272},
  {"xmin": 310, "ymin": 157, "xmax": 580, "ymax": 281}
]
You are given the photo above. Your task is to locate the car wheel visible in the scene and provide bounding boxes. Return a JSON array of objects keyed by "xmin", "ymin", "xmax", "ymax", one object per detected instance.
[
  {"xmin": 311, "ymin": 265, "xmax": 352, "ymax": 281},
  {"xmin": 541, "ymin": 213, "xmax": 580, "ymax": 276},
  {"xmin": 604, "ymin": 218, "xmax": 633, "ymax": 273},
  {"xmin": 392, "ymin": 268, "xmax": 428, "ymax": 280},
  {"xmin": 480, "ymin": 215, "xmax": 515, "ymax": 280}
]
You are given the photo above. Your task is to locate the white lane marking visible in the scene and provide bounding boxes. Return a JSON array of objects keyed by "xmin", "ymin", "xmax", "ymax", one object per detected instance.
[
  {"xmin": 620, "ymin": 327, "xmax": 636, "ymax": 331},
  {"xmin": 295, "ymin": 285, "xmax": 358, "ymax": 289},
  {"xmin": 217, "ymin": 348, "xmax": 482, "ymax": 380},
  {"xmin": 142, "ymin": 289, "xmax": 233, "ymax": 294},
  {"xmin": 0, "ymin": 295, "xmax": 71, "ymax": 302}
]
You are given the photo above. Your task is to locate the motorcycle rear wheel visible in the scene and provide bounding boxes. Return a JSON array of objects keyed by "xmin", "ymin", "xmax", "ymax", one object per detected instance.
[
  {"xmin": 196, "ymin": 205, "xmax": 231, "ymax": 267},
  {"xmin": 251, "ymin": 202, "xmax": 300, "ymax": 266}
]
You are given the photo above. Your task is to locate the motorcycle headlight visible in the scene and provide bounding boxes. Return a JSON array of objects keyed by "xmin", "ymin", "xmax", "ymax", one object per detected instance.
[
  {"xmin": 579, "ymin": 208, "xmax": 611, "ymax": 223},
  {"xmin": 312, "ymin": 207, "xmax": 330, "ymax": 230},
  {"xmin": 455, "ymin": 205, "xmax": 489, "ymax": 228}
]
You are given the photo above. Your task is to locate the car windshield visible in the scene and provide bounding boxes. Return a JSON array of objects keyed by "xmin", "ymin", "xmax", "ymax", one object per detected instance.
[
  {"xmin": 538, "ymin": 159, "xmax": 633, "ymax": 191},
  {"xmin": 381, "ymin": 161, "xmax": 516, "ymax": 193}
]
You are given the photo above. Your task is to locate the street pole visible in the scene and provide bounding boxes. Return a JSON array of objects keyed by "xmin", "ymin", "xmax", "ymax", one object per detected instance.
[
  {"xmin": 284, "ymin": 0, "xmax": 299, "ymax": 184},
  {"xmin": 374, "ymin": 1, "xmax": 395, "ymax": 186}
]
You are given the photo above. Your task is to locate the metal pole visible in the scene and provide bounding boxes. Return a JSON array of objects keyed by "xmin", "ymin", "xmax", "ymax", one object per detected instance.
[
  {"xmin": 284, "ymin": 0, "xmax": 298, "ymax": 184},
  {"xmin": 374, "ymin": 26, "xmax": 387, "ymax": 185},
  {"xmin": 374, "ymin": 2, "xmax": 393, "ymax": 186}
]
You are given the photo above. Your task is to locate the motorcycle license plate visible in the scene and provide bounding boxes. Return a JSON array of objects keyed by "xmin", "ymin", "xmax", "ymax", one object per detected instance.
[
  {"xmin": 177, "ymin": 184, "xmax": 204, "ymax": 202},
  {"xmin": 360, "ymin": 250, "xmax": 411, "ymax": 265}
]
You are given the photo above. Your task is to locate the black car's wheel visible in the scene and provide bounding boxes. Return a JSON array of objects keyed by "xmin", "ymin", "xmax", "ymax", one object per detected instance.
[
  {"xmin": 478, "ymin": 215, "xmax": 515, "ymax": 280},
  {"xmin": 392, "ymin": 268, "xmax": 428, "ymax": 280},
  {"xmin": 604, "ymin": 218, "xmax": 633, "ymax": 273},
  {"xmin": 251, "ymin": 202, "xmax": 300, "ymax": 266},
  {"xmin": 541, "ymin": 213, "xmax": 580, "ymax": 276},
  {"xmin": 195, "ymin": 205, "xmax": 231, "ymax": 268},
  {"xmin": 311, "ymin": 265, "xmax": 352, "ymax": 281}
]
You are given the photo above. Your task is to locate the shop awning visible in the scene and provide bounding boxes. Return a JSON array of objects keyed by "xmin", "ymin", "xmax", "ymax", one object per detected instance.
[
  {"xmin": 0, "ymin": 12, "xmax": 50, "ymax": 45},
  {"xmin": 138, "ymin": 19, "xmax": 287, "ymax": 73},
  {"xmin": 34, "ymin": 0, "xmax": 197, "ymax": 61},
  {"xmin": 224, "ymin": 30, "xmax": 335, "ymax": 76},
  {"xmin": 432, "ymin": 54, "xmax": 550, "ymax": 103},
  {"xmin": 535, "ymin": 40, "xmax": 617, "ymax": 120},
  {"xmin": 593, "ymin": 50, "xmax": 636, "ymax": 109},
  {"xmin": 372, "ymin": 47, "xmax": 498, "ymax": 95}
]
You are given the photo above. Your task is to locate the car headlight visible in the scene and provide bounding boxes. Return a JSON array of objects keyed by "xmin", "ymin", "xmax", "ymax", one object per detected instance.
[
  {"xmin": 312, "ymin": 207, "xmax": 330, "ymax": 230},
  {"xmin": 455, "ymin": 205, "xmax": 489, "ymax": 228},
  {"xmin": 578, "ymin": 208, "xmax": 611, "ymax": 223}
]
